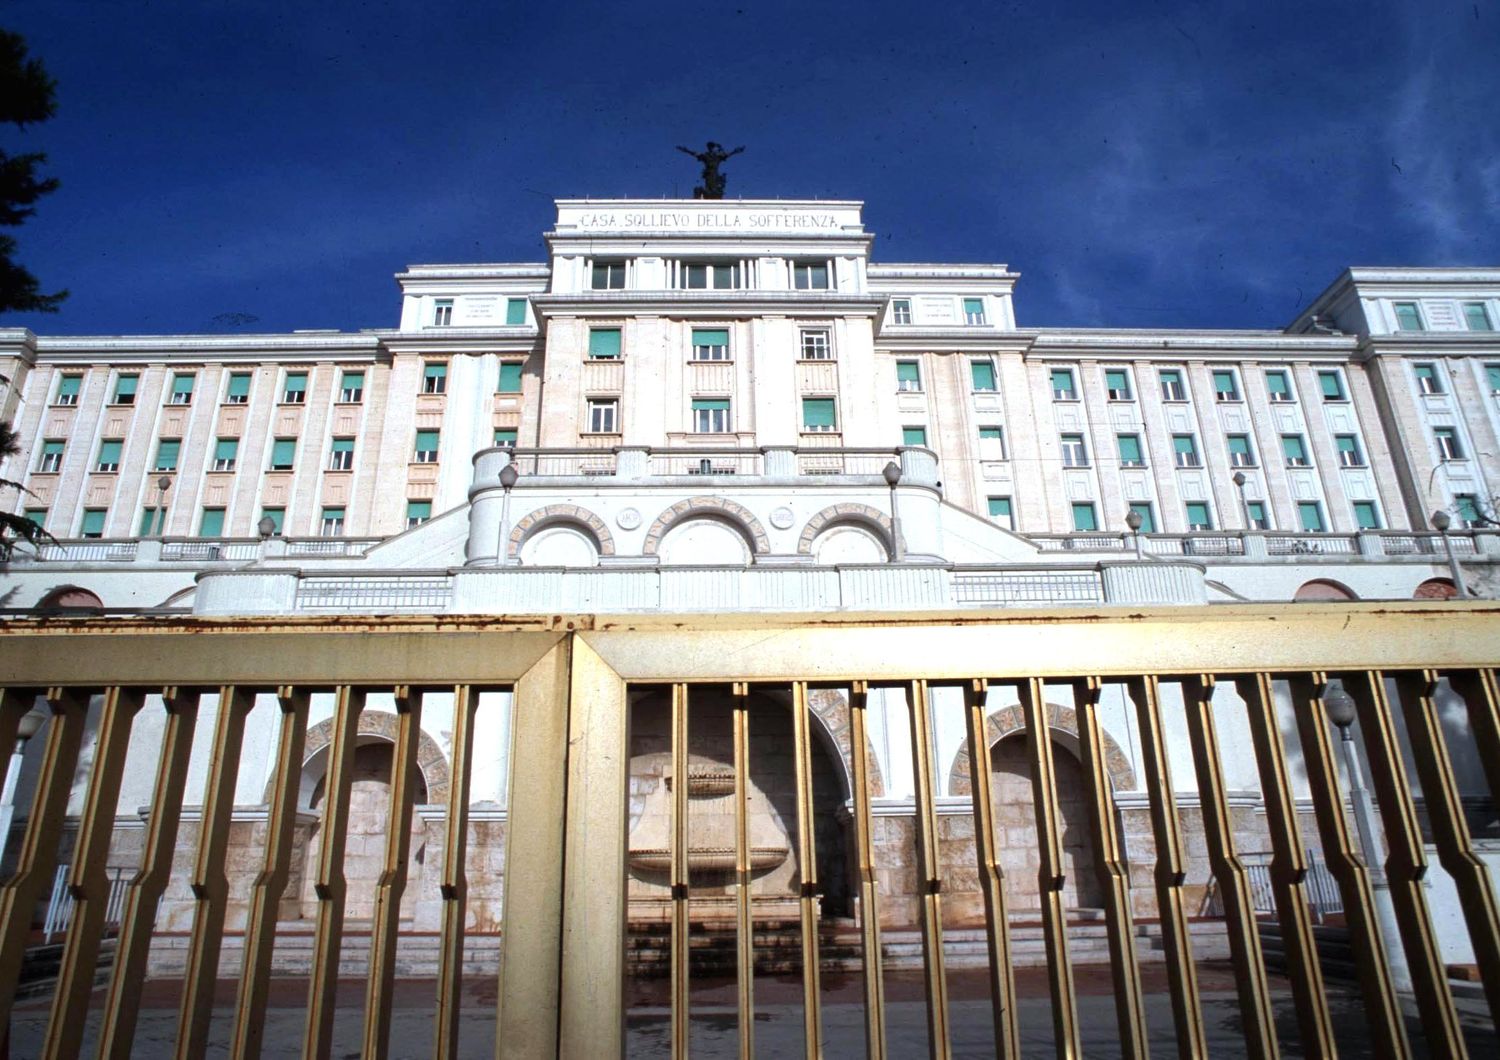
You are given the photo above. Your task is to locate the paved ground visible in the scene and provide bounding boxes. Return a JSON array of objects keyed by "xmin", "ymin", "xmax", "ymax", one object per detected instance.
[{"xmin": 11, "ymin": 963, "xmax": 1496, "ymax": 1057}]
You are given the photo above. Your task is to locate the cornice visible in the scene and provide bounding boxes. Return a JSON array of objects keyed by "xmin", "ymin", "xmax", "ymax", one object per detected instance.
[
  {"xmin": 530, "ymin": 291, "xmax": 887, "ymax": 318},
  {"xmin": 876, "ymin": 330, "xmax": 1035, "ymax": 353},
  {"xmin": 1028, "ymin": 328, "xmax": 1357, "ymax": 359},
  {"xmin": 26, "ymin": 331, "xmax": 385, "ymax": 364},
  {"xmin": 396, "ymin": 264, "xmax": 550, "ymax": 280},
  {"xmin": 867, "ymin": 263, "xmax": 1017, "ymax": 279},
  {"xmin": 1359, "ymin": 333, "xmax": 1500, "ymax": 358},
  {"xmin": 377, "ymin": 328, "xmax": 543, "ymax": 356}
]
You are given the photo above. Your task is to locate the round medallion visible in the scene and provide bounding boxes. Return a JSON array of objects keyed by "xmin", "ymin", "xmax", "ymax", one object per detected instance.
[
  {"xmin": 616, "ymin": 507, "xmax": 642, "ymax": 530},
  {"xmin": 769, "ymin": 506, "xmax": 795, "ymax": 530}
]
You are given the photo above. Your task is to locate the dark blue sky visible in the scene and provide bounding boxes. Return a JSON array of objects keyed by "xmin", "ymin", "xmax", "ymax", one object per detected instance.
[{"xmin": 4, "ymin": 1, "xmax": 1498, "ymax": 336}]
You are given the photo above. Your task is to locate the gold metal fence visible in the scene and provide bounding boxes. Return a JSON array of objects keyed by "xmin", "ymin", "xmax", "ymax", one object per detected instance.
[{"xmin": 0, "ymin": 603, "xmax": 1496, "ymax": 1057}]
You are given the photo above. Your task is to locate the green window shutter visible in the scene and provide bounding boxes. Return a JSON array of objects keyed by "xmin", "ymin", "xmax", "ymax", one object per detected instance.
[
  {"xmin": 1456, "ymin": 495, "xmax": 1481, "ymax": 524},
  {"xmin": 1488, "ymin": 365, "xmax": 1500, "ymax": 392},
  {"xmin": 139, "ymin": 508, "xmax": 158, "ymax": 535},
  {"xmin": 199, "ymin": 509, "xmax": 225, "ymax": 537},
  {"xmin": 1050, "ymin": 369, "xmax": 1074, "ymax": 395},
  {"xmin": 1319, "ymin": 372, "xmax": 1343, "ymax": 398},
  {"xmin": 896, "ymin": 362, "xmax": 920, "ymax": 385},
  {"xmin": 691, "ymin": 398, "xmax": 730, "ymax": 411},
  {"xmin": 1118, "ymin": 435, "xmax": 1142, "ymax": 463},
  {"xmin": 407, "ymin": 500, "xmax": 433, "ymax": 524},
  {"xmin": 1464, "ymin": 303, "xmax": 1492, "ymax": 331},
  {"xmin": 215, "ymin": 438, "xmax": 238, "ymax": 462},
  {"xmin": 902, "ymin": 426, "xmax": 927, "ymax": 446},
  {"xmin": 1104, "ymin": 369, "xmax": 1128, "ymax": 392},
  {"xmin": 271, "ymin": 438, "xmax": 296, "ymax": 468},
  {"xmin": 331, "ymin": 438, "xmax": 354, "ymax": 454},
  {"xmin": 1282, "ymin": 436, "xmax": 1305, "ymax": 461},
  {"xmin": 1173, "ymin": 435, "xmax": 1195, "ymax": 455},
  {"xmin": 494, "ymin": 428, "xmax": 517, "ymax": 446},
  {"xmin": 341, "ymin": 370, "xmax": 364, "ymax": 390},
  {"xmin": 58, "ymin": 375, "xmax": 81, "ymax": 398},
  {"xmin": 971, "ymin": 361, "xmax": 997, "ymax": 390},
  {"xmin": 115, "ymin": 374, "xmax": 138, "ymax": 400},
  {"xmin": 1129, "ymin": 503, "xmax": 1156, "ymax": 533},
  {"xmin": 963, "ymin": 298, "xmax": 983, "ymax": 315},
  {"xmin": 978, "ymin": 427, "xmax": 1003, "ymax": 441},
  {"xmin": 498, "ymin": 362, "xmax": 523, "ymax": 393},
  {"xmin": 1266, "ymin": 371, "xmax": 1289, "ymax": 397},
  {"xmin": 227, "ymin": 373, "xmax": 251, "ymax": 398},
  {"xmin": 802, "ymin": 398, "xmax": 835, "ymax": 429},
  {"xmin": 1394, "ymin": 303, "xmax": 1423, "ymax": 330},
  {"xmin": 284, "ymin": 372, "xmax": 307, "ymax": 396},
  {"xmin": 414, "ymin": 430, "xmax": 440, "ymax": 452},
  {"xmin": 987, "ymin": 497, "xmax": 1012, "ymax": 519},
  {"xmin": 506, "ymin": 298, "xmax": 527, "ymax": 325},
  {"xmin": 81, "ymin": 510, "xmax": 107, "ymax": 536},
  {"xmin": 1227, "ymin": 435, "xmax": 1249, "ymax": 457},
  {"xmin": 1071, "ymin": 503, "xmax": 1097, "ymax": 531},
  {"xmin": 1185, "ymin": 502, "xmax": 1211, "ymax": 529},
  {"xmin": 43, "ymin": 440, "xmax": 63, "ymax": 456},
  {"xmin": 155, "ymin": 439, "xmax": 180, "ymax": 471},
  {"xmin": 1298, "ymin": 502, "xmax": 1324, "ymax": 532},
  {"xmin": 1212, "ymin": 371, "xmax": 1235, "ymax": 393},
  {"xmin": 589, "ymin": 329, "xmax": 622, "ymax": 358},
  {"xmin": 260, "ymin": 508, "xmax": 285, "ymax": 534},
  {"xmin": 1335, "ymin": 435, "xmax": 1356, "ymax": 453},
  {"xmin": 25, "ymin": 509, "xmax": 46, "ymax": 528},
  {"xmin": 426, "ymin": 362, "xmax": 447, "ymax": 380},
  {"xmin": 97, "ymin": 441, "xmax": 122, "ymax": 467},
  {"xmin": 1353, "ymin": 502, "xmax": 1380, "ymax": 530},
  {"xmin": 172, "ymin": 374, "xmax": 195, "ymax": 396},
  {"xmin": 691, "ymin": 328, "xmax": 729, "ymax": 347}
]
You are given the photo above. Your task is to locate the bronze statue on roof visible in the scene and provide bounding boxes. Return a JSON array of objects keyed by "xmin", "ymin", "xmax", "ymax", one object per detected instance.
[{"xmin": 676, "ymin": 141, "xmax": 745, "ymax": 199}]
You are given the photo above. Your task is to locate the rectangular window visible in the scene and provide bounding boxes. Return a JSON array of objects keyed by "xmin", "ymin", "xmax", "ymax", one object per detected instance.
[
  {"xmin": 1117, "ymin": 434, "xmax": 1144, "ymax": 467},
  {"xmin": 692, "ymin": 328, "xmax": 730, "ymax": 361},
  {"xmin": 113, "ymin": 374, "xmax": 138, "ymax": 405},
  {"xmin": 80, "ymin": 509, "xmax": 107, "ymax": 539},
  {"xmin": 1129, "ymin": 502, "xmax": 1156, "ymax": 534},
  {"xmin": 963, "ymin": 297, "xmax": 986, "ymax": 325},
  {"xmin": 259, "ymin": 507, "xmax": 284, "ymax": 536},
  {"xmin": 329, "ymin": 437, "xmax": 355, "ymax": 470},
  {"xmin": 213, "ymin": 437, "xmax": 238, "ymax": 472},
  {"xmin": 1212, "ymin": 370, "xmax": 1239, "ymax": 401},
  {"xmin": 987, "ymin": 496, "xmax": 1014, "ymax": 528},
  {"xmin": 1071, "ymin": 502, "xmax": 1098, "ymax": 532},
  {"xmin": 199, "ymin": 508, "xmax": 225, "ymax": 538},
  {"xmin": 154, "ymin": 439, "xmax": 181, "ymax": 472},
  {"xmin": 1227, "ymin": 434, "xmax": 1256, "ymax": 467},
  {"xmin": 169, "ymin": 374, "xmax": 195, "ymax": 405},
  {"xmin": 54, "ymin": 374, "xmax": 81, "ymax": 406},
  {"xmin": 498, "ymin": 362, "xmax": 523, "ymax": 392},
  {"xmin": 902, "ymin": 425, "xmax": 928, "ymax": 447},
  {"xmin": 591, "ymin": 262, "xmax": 626, "ymax": 289},
  {"xmin": 1487, "ymin": 363, "xmax": 1500, "ymax": 394},
  {"xmin": 320, "ymin": 507, "xmax": 345, "ymax": 536},
  {"xmin": 1281, "ymin": 435, "xmax": 1309, "ymax": 466},
  {"xmin": 1265, "ymin": 370, "xmax": 1293, "ymax": 402},
  {"xmin": 339, "ymin": 370, "xmax": 364, "ymax": 403},
  {"xmin": 1353, "ymin": 501, "xmax": 1381, "ymax": 530},
  {"xmin": 1413, "ymin": 363, "xmax": 1443, "ymax": 395},
  {"xmin": 1335, "ymin": 434, "xmax": 1365, "ymax": 467},
  {"xmin": 1247, "ymin": 501, "xmax": 1269, "ymax": 530},
  {"xmin": 226, "ymin": 372, "xmax": 251, "ymax": 404},
  {"xmin": 1456, "ymin": 494, "xmax": 1482, "ymax": 527},
  {"xmin": 270, "ymin": 437, "xmax": 296, "ymax": 470},
  {"xmin": 88, "ymin": 439, "xmax": 121, "ymax": 474},
  {"xmin": 896, "ymin": 361, "xmax": 922, "ymax": 391},
  {"xmin": 406, "ymin": 500, "xmax": 432, "ymax": 528},
  {"xmin": 892, "ymin": 298, "xmax": 912, "ymax": 324},
  {"xmin": 970, "ymin": 360, "xmax": 997, "ymax": 392},
  {"xmin": 587, "ymin": 399, "xmax": 619, "ymax": 433},
  {"xmin": 432, "ymin": 299, "xmax": 453, "ymax": 326},
  {"xmin": 1464, "ymin": 302, "xmax": 1493, "ymax": 331},
  {"xmin": 802, "ymin": 398, "xmax": 836, "ymax": 432},
  {"xmin": 1394, "ymin": 302, "xmax": 1424, "ymax": 331},
  {"xmin": 1298, "ymin": 501, "xmax": 1325, "ymax": 532},
  {"xmin": 423, "ymin": 361, "xmax": 448, "ymax": 393},
  {"xmin": 413, "ymin": 430, "xmax": 440, "ymax": 463},
  {"xmin": 691, "ymin": 398, "xmax": 732, "ymax": 434},
  {"xmin": 1185, "ymin": 502, "xmax": 1212, "ymax": 531},
  {"xmin": 792, "ymin": 261, "xmax": 829, "ymax": 290},
  {"xmin": 1060, "ymin": 433, "xmax": 1088, "ymax": 467},
  {"xmin": 1318, "ymin": 370, "xmax": 1346, "ymax": 401},
  {"xmin": 493, "ymin": 428, "xmax": 518, "ymax": 448},
  {"xmin": 24, "ymin": 509, "xmax": 46, "ymax": 529},
  {"xmin": 282, "ymin": 371, "xmax": 307, "ymax": 404},
  {"xmin": 1434, "ymin": 426, "xmax": 1464, "ymax": 460},
  {"xmin": 38, "ymin": 440, "xmax": 64, "ymax": 473},
  {"xmin": 506, "ymin": 298, "xmax": 528, "ymax": 325},
  {"xmin": 1159, "ymin": 369, "xmax": 1186, "ymax": 401},
  {"xmin": 799, "ymin": 329, "xmax": 832, "ymax": 360},
  {"xmin": 681, "ymin": 262, "xmax": 739, "ymax": 289},
  {"xmin": 1104, "ymin": 369, "xmax": 1132, "ymax": 400},
  {"xmin": 1050, "ymin": 368, "xmax": 1077, "ymax": 400},
  {"xmin": 139, "ymin": 507, "xmax": 161, "ymax": 536},
  {"xmin": 1172, "ymin": 434, "xmax": 1201, "ymax": 468},
  {"xmin": 588, "ymin": 328, "xmax": 622, "ymax": 359},
  {"xmin": 978, "ymin": 426, "xmax": 1006, "ymax": 459}
]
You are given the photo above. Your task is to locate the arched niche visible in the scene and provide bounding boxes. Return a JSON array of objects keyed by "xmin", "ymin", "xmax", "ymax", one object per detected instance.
[
  {"xmin": 520, "ymin": 525, "xmax": 600, "ymax": 567},
  {"xmin": 947, "ymin": 701, "xmax": 1137, "ymax": 795},
  {"xmin": 1414, "ymin": 577, "xmax": 1459, "ymax": 600},
  {"xmin": 642, "ymin": 497, "xmax": 769, "ymax": 559},
  {"xmin": 797, "ymin": 503, "xmax": 897, "ymax": 560},
  {"xmin": 658, "ymin": 516, "xmax": 750, "ymax": 565},
  {"xmin": 1294, "ymin": 578, "xmax": 1358, "ymax": 601},
  {"xmin": 507, "ymin": 504, "xmax": 614, "ymax": 562},
  {"xmin": 33, "ymin": 585, "xmax": 104, "ymax": 612},
  {"xmin": 282, "ymin": 711, "xmax": 451, "ymax": 808}
]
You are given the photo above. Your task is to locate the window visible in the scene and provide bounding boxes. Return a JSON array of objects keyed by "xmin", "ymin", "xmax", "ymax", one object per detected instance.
[
  {"xmin": 970, "ymin": 360, "xmax": 997, "ymax": 392},
  {"xmin": 1265, "ymin": 370, "xmax": 1293, "ymax": 402},
  {"xmin": 199, "ymin": 508, "xmax": 225, "ymax": 538},
  {"xmin": 320, "ymin": 506, "xmax": 345, "ymax": 536},
  {"xmin": 1172, "ymin": 434, "xmax": 1200, "ymax": 468},
  {"xmin": 1227, "ymin": 434, "xmax": 1256, "ymax": 467},
  {"xmin": 792, "ymin": 261, "xmax": 830, "ymax": 290},
  {"xmin": 432, "ymin": 299, "xmax": 453, "ymax": 326},
  {"xmin": 423, "ymin": 362, "xmax": 448, "ymax": 393},
  {"xmin": 1455, "ymin": 494, "xmax": 1482, "ymax": 527},
  {"xmin": 113, "ymin": 374, "xmax": 138, "ymax": 406},
  {"xmin": 282, "ymin": 371, "xmax": 307, "ymax": 404},
  {"xmin": 498, "ymin": 362, "xmax": 523, "ymax": 392},
  {"xmin": 1488, "ymin": 364, "xmax": 1500, "ymax": 394},
  {"xmin": 259, "ymin": 508, "xmax": 285, "ymax": 536},
  {"xmin": 1464, "ymin": 302, "xmax": 1493, "ymax": 331},
  {"xmin": 1060, "ymin": 433, "xmax": 1088, "ymax": 467},
  {"xmin": 154, "ymin": 439, "xmax": 181, "ymax": 472},
  {"xmin": 1129, "ymin": 502, "xmax": 1156, "ymax": 533},
  {"xmin": 1246, "ymin": 501, "xmax": 1270, "ymax": 530},
  {"xmin": 892, "ymin": 298, "xmax": 912, "ymax": 324},
  {"xmin": 1434, "ymin": 426, "xmax": 1463, "ymax": 460},
  {"xmin": 269, "ymin": 438, "xmax": 296, "ymax": 470},
  {"xmin": 1185, "ymin": 502, "xmax": 1212, "ymax": 531},
  {"xmin": 1104, "ymin": 369, "xmax": 1132, "ymax": 400},
  {"xmin": 1281, "ymin": 435, "xmax": 1309, "ymax": 467},
  {"xmin": 1353, "ymin": 501, "xmax": 1381, "ymax": 530},
  {"xmin": 1050, "ymin": 368, "xmax": 1077, "ymax": 400},
  {"xmin": 54, "ymin": 374, "xmax": 81, "ymax": 406},
  {"xmin": 485, "ymin": 427, "xmax": 516, "ymax": 449},
  {"xmin": 225, "ymin": 372, "xmax": 251, "ymax": 404},
  {"xmin": 38, "ymin": 440, "xmax": 64, "ymax": 473},
  {"xmin": 1318, "ymin": 370, "xmax": 1346, "ymax": 401},
  {"xmin": 987, "ymin": 496, "xmax": 1014, "ymax": 529},
  {"xmin": 138, "ymin": 508, "xmax": 162, "ymax": 536},
  {"xmin": 1159, "ymin": 369, "xmax": 1186, "ymax": 401},
  {"xmin": 339, "ymin": 371, "xmax": 364, "ymax": 403},
  {"xmin": 692, "ymin": 398, "xmax": 732, "ymax": 433},
  {"xmin": 329, "ymin": 437, "xmax": 355, "ymax": 470},
  {"xmin": 1335, "ymin": 434, "xmax": 1364, "ymax": 467},
  {"xmin": 1071, "ymin": 502, "xmax": 1098, "ymax": 532},
  {"xmin": 587, "ymin": 399, "xmax": 619, "ymax": 433},
  {"xmin": 80, "ymin": 509, "xmax": 107, "ymax": 539},
  {"xmin": 896, "ymin": 361, "xmax": 922, "ymax": 392},
  {"xmin": 213, "ymin": 438, "xmax": 238, "ymax": 472},
  {"xmin": 24, "ymin": 509, "xmax": 46, "ymax": 530},
  {"xmin": 1117, "ymin": 434, "xmax": 1144, "ymax": 467},
  {"xmin": 902, "ymin": 426, "xmax": 928, "ymax": 447},
  {"xmin": 591, "ymin": 262, "xmax": 626, "ymax": 290},
  {"xmin": 1393, "ymin": 302, "xmax": 1424, "ymax": 331},
  {"xmin": 692, "ymin": 328, "xmax": 730, "ymax": 361},
  {"xmin": 681, "ymin": 262, "xmax": 739, "ymax": 289},
  {"xmin": 1298, "ymin": 502, "xmax": 1325, "ymax": 532},
  {"xmin": 1413, "ymin": 363, "xmax": 1443, "ymax": 395},
  {"xmin": 799, "ymin": 329, "xmax": 832, "ymax": 360},
  {"xmin": 96, "ymin": 440, "xmax": 122, "ymax": 473},
  {"xmin": 978, "ymin": 426, "xmax": 1006, "ymax": 459},
  {"xmin": 802, "ymin": 398, "xmax": 836, "ymax": 432},
  {"xmin": 1212, "ymin": 370, "xmax": 1240, "ymax": 401},
  {"xmin": 413, "ymin": 430, "xmax": 440, "ymax": 463},
  {"xmin": 588, "ymin": 328, "xmax": 622, "ymax": 359},
  {"xmin": 168, "ymin": 374, "xmax": 195, "ymax": 405},
  {"xmin": 506, "ymin": 298, "xmax": 528, "ymax": 325},
  {"xmin": 406, "ymin": 500, "xmax": 432, "ymax": 528},
  {"xmin": 963, "ymin": 297, "xmax": 986, "ymax": 325}
]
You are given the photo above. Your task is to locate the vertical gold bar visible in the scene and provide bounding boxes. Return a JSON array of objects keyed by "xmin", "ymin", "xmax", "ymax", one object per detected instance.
[
  {"xmin": 302, "ymin": 685, "xmax": 362, "ymax": 1060},
  {"xmin": 1071, "ymin": 677, "xmax": 1146, "ymax": 1060},
  {"xmin": 907, "ymin": 679, "xmax": 952, "ymax": 1057},
  {"xmin": 1124, "ymin": 674, "xmax": 1206, "ymax": 1060},
  {"xmin": 1393, "ymin": 671, "xmax": 1500, "ymax": 1029},
  {"xmin": 732, "ymin": 681, "xmax": 755, "ymax": 1060},
  {"xmin": 230, "ymin": 686, "xmax": 311, "ymax": 1060},
  {"xmin": 1235, "ymin": 673, "xmax": 1336, "ymax": 1054},
  {"xmin": 1342, "ymin": 670, "xmax": 1466, "ymax": 1056},
  {"xmin": 1287, "ymin": 673, "xmax": 1408, "ymax": 1060},
  {"xmin": 434, "ymin": 684, "xmax": 477, "ymax": 1060},
  {"xmin": 174, "ymin": 686, "xmax": 254, "ymax": 1060},
  {"xmin": 1181, "ymin": 676, "xmax": 1278, "ymax": 1059},
  {"xmin": 791, "ymin": 680, "xmax": 824, "ymax": 1057},
  {"xmin": 98, "ymin": 688, "xmax": 199, "ymax": 1058},
  {"xmin": 42, "ymin": 687, "xmax": 146, "ymax": 1060},
  {"xmin": 851, "ymin": 681, "xmax": 891, "ymax": 1060},
  {"xmin": 962, "ymin": 679, "xmax": 1018, "ymax": 1059},
  {"xmin": 0, "ymin": 687, "xmax": 88, "ymax": 1031},
  {"xmin": 670, "ymin": 682, "xmax": 691, "ymax": 1060},
  {"xmin": 363, "ymin": 685, "xmax": 423, "ymax": 1060}
]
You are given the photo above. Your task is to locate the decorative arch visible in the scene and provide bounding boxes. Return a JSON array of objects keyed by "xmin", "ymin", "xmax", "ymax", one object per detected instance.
[
  {"xmin": 948, "ymin": 701, "xmax": 1137, "ymax": 795},
  {"xmin": 283, "ymin": 711, "xmax": 451, "ymax": 806},
  {"xmin": 1414, "ymin": 577, "xmax": 1459, "ymax": 600},
  {"xmin": 797, "ymin": 503, "xmax": 898, "ymax": 557},
  {"xmin": 1294, "ymin": 578, "xmax": 1358, "ymax": 602},
  {"xmin": 641, "ymin": 497, "xmax": 770, "ymax": 557},
  {"xmin": 507, "ymin": 503, "xmax": 615, "ymax": 560},
  {"xmin": 807, "ymin": 688, "xmax": 885, "ymax": 798},
  {"xmin": 33, "ymin": 585, "xmax": 104, "ymax": 612}
]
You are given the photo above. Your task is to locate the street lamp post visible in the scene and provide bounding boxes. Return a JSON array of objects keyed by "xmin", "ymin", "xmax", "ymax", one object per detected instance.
[
  {"xmin": 883, "ymin": 461, "xmax": 904, "ymax": 562},
  {"xmin": 1124, "ymin": 508, "xmax": 1144, "ymax": 561},
  {"xmin": 1232, "ymin": 471, "xmax": 1251, "ymax": 532},
  {"xmin": 1430, "ymin": 509, "xmax": 1472, "ymax": 598},
  {"xmin": 497, "ymin": 462, "xmax": 520, "ymax": 566},
  {"xmin": 153, "ymin": 475, "xmax": 173, "ymax": 537},
  {"xmin": 0, "ymin": 705, "xmax": 48, "ymax": 865}
]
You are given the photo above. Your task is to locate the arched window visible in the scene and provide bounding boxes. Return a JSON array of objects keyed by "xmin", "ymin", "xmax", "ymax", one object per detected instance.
[{"xmin": 1294, "ymin": 579, "xmax": 1357, "ymax": 602}]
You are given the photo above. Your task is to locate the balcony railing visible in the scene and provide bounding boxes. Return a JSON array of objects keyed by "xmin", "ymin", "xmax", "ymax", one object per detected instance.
[
  {"xmin": 1031, "ymin": 530, "xmax": 1492, "ymax": 560},
  {"xmin": 477, "ymin": 445, "xmax": 937, "ymax": 484}
]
